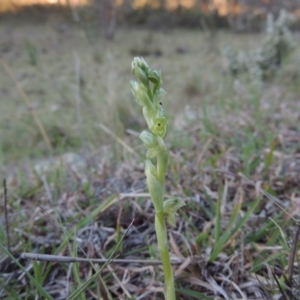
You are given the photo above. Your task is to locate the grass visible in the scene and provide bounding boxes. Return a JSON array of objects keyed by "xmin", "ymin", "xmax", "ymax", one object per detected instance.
[{"xmin": 0, "ymin": 14, "xmax": 300, "ymax": 299}]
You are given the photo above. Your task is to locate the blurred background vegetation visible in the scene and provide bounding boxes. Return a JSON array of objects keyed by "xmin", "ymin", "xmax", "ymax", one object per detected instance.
[
  {"xmin": 1, "ymin": 0, "xmax": 299, "ymax": 167},
  {"xmin": 1, "ymin": 0, "xmax": 300, "ymax": 32}
]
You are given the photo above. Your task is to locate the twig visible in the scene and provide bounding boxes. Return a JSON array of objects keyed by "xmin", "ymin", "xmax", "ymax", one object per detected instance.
[
  {"xmin": 3, "ymin": 179, "xmax": 10, "ymax": 252},
  {"xmin": 21, "ymin": 253, "xmax": 182, "ymax": 265},
  {"xmin": 0, "ymin": 54, "xmax": 53, "ymax": 153},
  {"xmin": 66, "ymin": 219, "xmax": 135, "ymax": 299},
  {"xmin": 287, "ymin": 222, "xmax": 300, "ymax": 281},
  {"xmin": 272, "ymin": 269, "xmax": 288, "ymax": 300},
  {"xmin": 196, "ymin": 136, "xmax": 212, "ymax": 168}
]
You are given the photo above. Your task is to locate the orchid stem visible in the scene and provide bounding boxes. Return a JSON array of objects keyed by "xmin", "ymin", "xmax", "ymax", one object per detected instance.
[{"xmin": 131, "ymin": 57, "xmax": 185, "ymax": 300}]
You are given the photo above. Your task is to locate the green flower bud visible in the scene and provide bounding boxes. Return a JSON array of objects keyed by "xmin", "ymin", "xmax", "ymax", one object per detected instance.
[
  {"xmin": 139, "ymin": 130, "xmax": 159, "ymax": 149},
  {"xmin": 131, "ymin": 81, "xmax": 153, "ymax": 108},
  {"xmin": 135, "ymin": 66, "xmax": 149, "ymax": 87},
  {"xmin": 131, "ymin": 57, "xmax": 150, "ymax": 87},
  {"xmin": 148, "ymin": 69, "xmax": 162, "ymax": 85},
  {"xmin": 131, "ymin": 57, "xmax": 149, "ymax": 75}
]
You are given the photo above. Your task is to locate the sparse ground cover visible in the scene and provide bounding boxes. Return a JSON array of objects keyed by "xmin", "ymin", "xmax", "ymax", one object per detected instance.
[{"xmin": 0, "ymin": 14, "xmax": 300, "ymax": 299}]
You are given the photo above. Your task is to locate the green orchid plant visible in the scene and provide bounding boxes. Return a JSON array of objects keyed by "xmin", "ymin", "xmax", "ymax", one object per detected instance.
[{"xmin": 131, "ymin": 57, "xmax": 185, "ymax": 300}]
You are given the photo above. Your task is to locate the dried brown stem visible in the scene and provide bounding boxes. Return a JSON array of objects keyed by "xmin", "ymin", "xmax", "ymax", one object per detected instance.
[
  {"xmin": 3, "ymin": 179, "xmax": 10, "ymax": 252},
  {"xmin": 0, "ymin": 54, "xmax": 53, "ymax": 153},
  {"xmin": 287, "ymin": 222, "xmax": 300, "ymax": 281},
  {"xmin": 21, "ymin": 253, "xmax": 182, "ymax": 265}
]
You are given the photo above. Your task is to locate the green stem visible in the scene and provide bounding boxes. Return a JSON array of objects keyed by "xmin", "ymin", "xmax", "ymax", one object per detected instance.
[
  {"xmin": 154, "ymin": 151, "xmax": 175, "ymax": 300},
  {"xmin": 155, "ymin": 211, "xmax": 175, "ymax": 300}
]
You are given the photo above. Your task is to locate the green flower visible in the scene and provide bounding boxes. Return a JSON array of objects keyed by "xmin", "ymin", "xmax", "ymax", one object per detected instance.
[
  {"xmin": 139, "ymin": 130, "xmax": 159, "ymax": 149},
  {"xmin": 150, "ymin": 117, "xmax": 167, "ymax": 138},
  {"xmin": 163, "ymin": 197, "xmax": 186, "ymax": 226},
  {"xmin": 139, "ymin": 130, "xmax": 167, "ymax": 158}
]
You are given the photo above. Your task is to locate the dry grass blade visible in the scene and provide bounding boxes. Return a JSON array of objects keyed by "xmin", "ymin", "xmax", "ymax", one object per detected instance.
[
  {"xmin": 220, "ymin": 275, "xmax": 247, "ymax": 300},
  {"xmin": 73, "ymin": 51, "xmax": 85, "ymax": 150},
  {"xmin": 0, "ymin": 54, "xmax": 53, "ymax": 153},
  {"xmin": 98, "ymin": 123, "xmax": 139, "ymax": 157},
  {"xmin": 207, "ymin": 276, "xmax": 229, "ymax": 300},
  {"xmin": 66, "ymin": 219, "xmax": 135, "ymax": 300},
  {"xmin": 239, "ymin": 173, "xmax": 299, "ymax": 222},
  {"xmin": 99, "ymin": 253, "xmax": 132, "ymax": 298}
]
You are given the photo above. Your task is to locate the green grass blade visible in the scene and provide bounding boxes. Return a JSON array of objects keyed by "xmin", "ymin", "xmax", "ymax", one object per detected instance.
[
  {"xmin": 209, "ymin": 196, "xmax": 261, "ymax": 261},
  {"xmin": 264, "ymin": 139, "xmax": 276, "ymax": 171},
  {"xmin": 176, "ymin": 288, "xmax": 213, "ymax": 299},
  {"xmin": 251, "ymin": 251, "xmax": 285, "ymax": 273},
  {"xmin": 228, "ymin": 196, "xmax": 242, "ymax": 228},
  {"xmin": 195, "ymin": 231, "xmax": 209, "ymax": 245},
  {"xmin": 0, "ymin": 243, "xmax": 54, "ymax": 300},
  {"xmin": 71, "ymin": 241, "xmax": 86, "ymax": 300},
  {"xmin": 214, "ymin": 191, "xmax": 221, "ymax": 242},
  {"xmin": 203, "ymin": 192, "xmax": 216, "ymax": 219},
  {"xmin": 244, "ymin": 212, "xmax": 284, "ymax": 243},
  {"xmin": 32, "ymin": 261, "xmax": 44, "ymax": 286}
]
